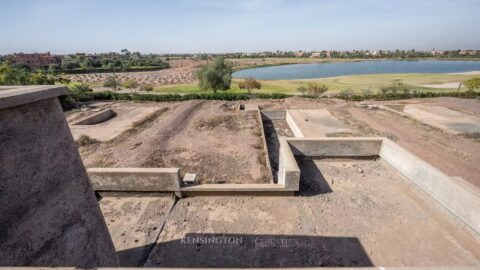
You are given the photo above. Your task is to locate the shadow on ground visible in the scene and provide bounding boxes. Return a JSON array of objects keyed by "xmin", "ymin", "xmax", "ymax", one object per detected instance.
[
  {"xmin": 297, "ymin": 157, "xmax": 333, "ymax": 196},
  {"xmin": 118, "ymin": 233, "xmax": 373, "ymax": 268}
]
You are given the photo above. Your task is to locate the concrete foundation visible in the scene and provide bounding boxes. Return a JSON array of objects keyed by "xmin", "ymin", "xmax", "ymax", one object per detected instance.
[
  {"xmin": 88, "ymin": 168, "xmax": 182, "ymax": 192},
  {"xmin": 0, "ymin": 86, "xmax": 118, "ymax": 267},
  {"xmin": 286, "ymin": 109, "xmax": 351, "ymax": 137},
  {"xmin": 69, "ymin": 107, "xmax": 159, "ymax": 141},
  {"xmin": 72, "ymin": 108, "xmax": 117, "ymax": 125}
]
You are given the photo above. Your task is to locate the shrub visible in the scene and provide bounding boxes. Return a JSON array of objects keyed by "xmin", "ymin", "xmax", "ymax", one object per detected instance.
[
  {"xmin": 464, "ymin": 77, "xmax": 480, "ymax": 91},
  {"xmin": 140, "ymin": 84, "xmax": 154, "ymax": 92},
  {"xmin": 69, "ymin": 82, "xmax": 92, "ymax": 93},
  {"xmin": 103, "ymin": 75, "xmax": 119, "ymax": 90},
  {"xmin": 338, "ymin": 88, "xmax": 354, "ymax": 99},
  {"xmin": 122, "ymin": 79, "xmax": 139, "ymax": 90},
  {"xmin": 379, "ymin": 80, "xmax": 412, "ymax": 96},
  {"xmin": 197, "ymin": 57, "xmax": 232, "ymax": 92},
  {"xmin": 240, "ymin": 77, "xmax": 262, "ymax": 94},
  {"xmin": 75, "ymin": 135, "xmax": 99, "ymax": 147},
  {"xmin": 299, "ymin": 83, "xmax": 328, "ymax": 97},
  {"xmin": 297, "ymin": 85, "xmax": 308, "ymax": 95}
]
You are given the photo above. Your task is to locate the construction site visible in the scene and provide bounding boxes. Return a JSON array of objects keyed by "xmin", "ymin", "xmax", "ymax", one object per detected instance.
[{"xmin": 1, "ymin": 85, "xmax": 480, "ymax": 269}]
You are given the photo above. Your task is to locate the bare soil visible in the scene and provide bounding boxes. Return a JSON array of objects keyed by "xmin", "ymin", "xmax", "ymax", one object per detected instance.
[
  {"xmin": 331, "ymin": 104, "xmax": 480, "ymax": 187},
  {"xmin": 143, "ymin": 158, "xmax": 480, "ymax": 267},
  {"xmin": 76, "ymin": 101, "xmax": 269, "ymax": 184},
  {"xmin": 65, "ymin": 59, "xmax": 206, "ymax": 86}
]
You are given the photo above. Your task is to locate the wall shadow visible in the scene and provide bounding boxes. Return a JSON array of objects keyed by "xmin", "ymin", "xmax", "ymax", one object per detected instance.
[
  {"xmin": 297, "ymin": 157, "xmax": 333, "ymax": 196},
  {"xmin": 118, "ymin": 233, "xmax": 373, "ymax": 268},
  {"xmin": 262, "ymin": 118, "xmax": 281, "ymax": 183}
]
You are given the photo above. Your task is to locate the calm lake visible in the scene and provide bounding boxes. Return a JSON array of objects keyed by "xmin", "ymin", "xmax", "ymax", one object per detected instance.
[{"xmin": 232, "ymin": 60, "xmax": 480, "ymax": 80}]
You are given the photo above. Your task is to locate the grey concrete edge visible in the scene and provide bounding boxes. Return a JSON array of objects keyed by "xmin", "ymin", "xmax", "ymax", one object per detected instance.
[
  {"xmin": 380, "ymin": 138, "xmax": 480, "ymax": 236},
  {"xmin": 0, "ymin": 85, "xmax": 68, "ymax": 110}
]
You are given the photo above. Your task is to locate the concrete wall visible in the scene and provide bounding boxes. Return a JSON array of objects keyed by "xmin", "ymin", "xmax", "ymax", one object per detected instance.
[
  {"xmin": 0, "ymin": 86, "xmax": 118, "ymax": 267},
  {"xmin": 286, "ymin": 110, "xmax": 304, "ymax": 138},
  {"xmin": 88, "ymin": 168, "xmax": 181, "ymax": 192},
  {"xmin": 287, "ymin": 137, "xmax": 383, "ymax": 157},
  {"xmin": 380, "ymin": 138, "xmax": 480, "ymax": 236},
  {"xmin": 277, "ymin": 137, "xmax": 301, "ymax": 191},
  {"xmin": 73, "ymin": 109, "xmax": 116, "ymax": 125},
  {"xmin": 260, "ymin": 110, "xmax": 286, "ymax": 121},
  {"xmin": 256, "ymin": 110, "xmax": 273, "ymax": 183}
]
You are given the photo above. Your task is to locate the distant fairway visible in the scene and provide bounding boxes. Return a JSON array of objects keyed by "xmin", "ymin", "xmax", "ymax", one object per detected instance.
[{"xmin": 154, "ymin": 73, "xmax": 478, "ymax": 94}]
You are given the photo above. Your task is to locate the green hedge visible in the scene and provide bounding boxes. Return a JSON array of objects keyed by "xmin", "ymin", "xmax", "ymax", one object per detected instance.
[
  {"xmin": 338, "ymin": 90, "xmax": 480, "ymax": 101},
  {"xmin": 59, "ymin": 90, "xmax": 478, "ymax": 111}
]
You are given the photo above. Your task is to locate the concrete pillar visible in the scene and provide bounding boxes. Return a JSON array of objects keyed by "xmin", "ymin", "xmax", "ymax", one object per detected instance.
[{"xmin": 0, "ymin": 86, "xmax": 118, "ymax": 267}]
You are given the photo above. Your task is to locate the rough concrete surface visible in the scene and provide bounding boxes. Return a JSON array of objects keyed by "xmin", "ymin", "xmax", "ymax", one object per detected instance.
[
  {"xmin": 403, "ymin": 104, "xmax": 480, "ymax": 135},
  {"xmin": 144, "ymin": 159, "xmax": 480, "ymax": 267},
  {"xmin": 287, "ymin": 109, "xmax": 351, "ymax": 137},
  {"xmin": 88, "ymin": 168, "xmax": 181, "ymax": 192},
  {"xmin": 70, "ymin": 106, "xmax": 159, "ymax": 141},
  {"xmin": 332, "ymin": 102, "xmax": 480, "ymax": 188},
  {"xmin": 0, "ymin": 96, "xmax": 117, "ymax": 267},
  {"xmin": 99, "ymin": 196, "xmax": 175, "ymax": 266}
]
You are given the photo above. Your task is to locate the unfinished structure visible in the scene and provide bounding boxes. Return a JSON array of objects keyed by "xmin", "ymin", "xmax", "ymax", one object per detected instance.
[{"xmin": 1, "ymin": 86, "xmax": 480, "ymax": 269}]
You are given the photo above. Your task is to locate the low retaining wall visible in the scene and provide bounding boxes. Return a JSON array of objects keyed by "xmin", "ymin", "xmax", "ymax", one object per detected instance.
[
  {"xmin": 88, "ymin": 168, "xmax": 181, "ymax": 192},
  {"xmin": 380, "ymin": 138, "xmax": 480, "ymax": 236},
  {"xmin": 287, "ymin": 137, "xmax": 383, "ymax": 157},
  {"xmin": 278, "ymin": 137, "xmax": 301, "ymax": 191},
  {"xmin": 256, "ymin": 110, "xmax": 273, "ymax": 183},
  {"xmin": 286, "ymin": 110, "xmax": 304, "ymax": 138},
  {"xmin": 73, "ymin": 109, "xmax": 116, "ymax": 125},
  {"xmin": 261, "ymin": 110, "xmax": 286, "ymax": 121}
]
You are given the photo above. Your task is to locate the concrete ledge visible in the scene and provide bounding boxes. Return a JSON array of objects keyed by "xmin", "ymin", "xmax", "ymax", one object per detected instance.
[
  {"xmin": 88, "ymin": 168, "xmax": 181, "ymax": 192},
  {"xmin": 286, "ymin": 110, "xmax": 304, "ymax": 137},
  {"xmin": 73, "ymin": 109, "xmax": 116, "ymax": 125},
  {"xmin": 180, "ymin": 183, "xmax": 292, "ymax": 196},
  {"xmin": 0, "ymin": 85, "xmax": 68, "ymax": 110},
  {"xmin": 278, "ymin": 137, "xmax": 301, "ymax": 190},
  {"xmin": 287, "ymin": 137, "xmax": 383, "ymax": 157},
  {"xmin": 380, "ymin": 138, "xmax": 480, "ymax": 236},
  {"xmin": 261, "ymin": 110, "xmax": 286, "ymax": 120}
]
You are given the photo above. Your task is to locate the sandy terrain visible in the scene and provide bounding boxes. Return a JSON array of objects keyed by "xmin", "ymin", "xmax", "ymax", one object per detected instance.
[
  {"xmin": 257, "ymin": 97, "xmax": 480, "ymax": 187},
  {"xmin": 421, "ymin": 82, "xmax": 461, "ymax": 88},
  {"xmin": 75, "ymin": 101, "xmax": 269, "ymax": 184},
  {"xmin": 331, "ymin": 104, "xmax": 480, "ymax": 187},
  {"xmin": 99, "ymin": 196, "xmax": 175, "ymax": 266},
  {"xmin": 65, "ymin": 59, "xmax": 206, "ymax": 87},
  {"xmin": 143, "ymin": 158, "xmax": 480, "ymax": 267}
]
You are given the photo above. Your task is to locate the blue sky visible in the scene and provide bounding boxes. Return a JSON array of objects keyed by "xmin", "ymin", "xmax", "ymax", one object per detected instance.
[{"xmin": 1, "ymin": 0, "xmax": 479, "ymax": 54}]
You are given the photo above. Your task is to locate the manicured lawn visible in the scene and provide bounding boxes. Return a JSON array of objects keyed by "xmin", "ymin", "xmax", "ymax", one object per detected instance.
[{"xmin": 154, "ymin": 73, "xmax": 477, "ymax": 95}]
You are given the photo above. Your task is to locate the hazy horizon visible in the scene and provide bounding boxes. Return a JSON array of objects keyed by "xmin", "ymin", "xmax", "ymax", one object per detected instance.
[{"xmin": 1, "ymin": 0, "xmax": 480, "ymax": 55}]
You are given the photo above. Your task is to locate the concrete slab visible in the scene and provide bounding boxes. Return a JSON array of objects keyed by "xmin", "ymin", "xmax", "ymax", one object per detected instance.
[
  {"xmin": 287, "ymin": 109, "xmax": 350, "ymax": 137},
  {"xmin": 403, "ymin": 104, "xmax": 480, "ymax": 135},
  {"xmin": 69, "ymin": 107, "xmax": 159, "ymax": 141},
  {"xmin": 99, "ymin": 196, "xmax": 175, "ymax": 267}
]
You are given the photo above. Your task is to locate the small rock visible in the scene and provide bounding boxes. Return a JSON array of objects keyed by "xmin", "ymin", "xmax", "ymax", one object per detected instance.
[{"xmin": 358, "ymin": 168, "xmax": 364, "ymax": 173}]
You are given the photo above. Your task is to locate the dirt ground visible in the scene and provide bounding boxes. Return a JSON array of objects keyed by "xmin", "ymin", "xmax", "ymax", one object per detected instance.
[
  {"xmin": 65, "ymin": 59, "xmax": 206, "ymax": 87},
  {"xmin": 331, "ymin": 103, "xmax": 480, "ymax": 187},
  {"xmin": 75, "ymin": 100, "xmax": 269, "ymax": 184},
  {"xmin": 86, "ymin": 96, "xmax": 480, "ymax": 267},
  {"xmin": 259, "ymin": 96, "xmax": 480, "ymax": 187},
  {"xmin": 141, "ymin": 158, "xmax": 480, "ymax": 267}
]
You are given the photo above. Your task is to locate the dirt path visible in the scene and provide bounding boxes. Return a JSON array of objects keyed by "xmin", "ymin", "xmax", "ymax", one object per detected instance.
[{"xmin": 334, "ymin": 106, "xmax": 480, "ymax": 187}]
